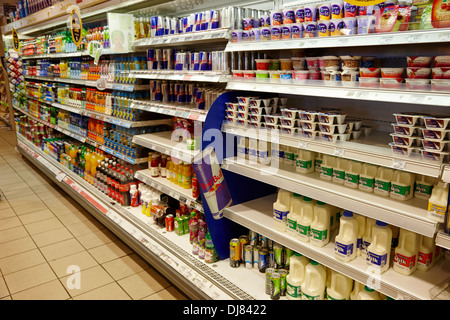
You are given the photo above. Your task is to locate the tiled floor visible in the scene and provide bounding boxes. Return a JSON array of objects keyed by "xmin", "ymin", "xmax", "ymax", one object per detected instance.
[{"xmin": 0, "ymin": 128, "xmax": 189, "ymax": 300}]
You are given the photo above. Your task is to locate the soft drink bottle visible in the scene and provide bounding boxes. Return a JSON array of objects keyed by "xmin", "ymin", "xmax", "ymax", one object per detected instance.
[{"xmin": 189, "ymin": 211, "xmax": 199, "ymax": 245}]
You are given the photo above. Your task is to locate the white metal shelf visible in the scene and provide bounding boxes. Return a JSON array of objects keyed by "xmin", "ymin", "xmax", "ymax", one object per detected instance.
[
  {"xmin": 222, "ymin": 157, "xmax": 438, "ymax": 238},
  {"xmin": 224, "ymin": 194, "xmax": 450, "ymax": 300},
  {"xmin": 135, "ymin": 169, "xmax": 203, "ymax": 212},
  {"xmin": 225, "ymin": 28, "xmax": 450, "ymax": 52},
  {"xmin": 130, "ymin": 100, "xmax": 207, "ymax": 122},
  {"xmin": 226, "ymin": 80, "xmax": 450, "ymax": 107},
  {"xmin": 16, "ymin": 134, "xmax": 259, "ymax": 300},
  {"xmin": 436, "ymin": 231, "xmax": 450, "ymax": 251},
  {"xmin": 132, "ymin": 131, "xmax": 199, "ymax": 163},
  {"xmin": 222, "ymin": 125, "xmax": 444, "ymax": 179},
  {"xmin": 129, "ymin": 70, "xmax": 231, "ymax": 83}
]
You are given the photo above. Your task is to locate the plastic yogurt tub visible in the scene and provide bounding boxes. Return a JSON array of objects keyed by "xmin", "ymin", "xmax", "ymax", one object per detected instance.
[
  {"xmin": 407, "ymin": 56, "xmax": 432, "ymax": 68},
  {"xmin": 381, "ymin": 68, "xmax": 404, "ymax": 78},
  {"xmin": 265, "ymin": 123, "xmax": 279, "ymax": 130},
  {"xmin": 269, "ymin": 59, "xmax": 281, "ymax": 70},
  {"xmin": 421, "ymin": 139, "xmax": 450, "ymax": 152},
  {"xmin": 393, "ymin": 112, "xmax": 426, "ymax": 127},
  {"xmin": 299, "ymin": 110, "xmax": 319, "ymax": 122},
  {"xmin": 391, "ymin": 123, "xmax": 420, "ymax": 136},
  {"xmin": 280, "ymin": 58, "xmax": 293, "ymax": 70},
  {"xmin": 434, "ymin": 56, "xmax": 450, "ymax": 67},
  {"xmin": 432, "ymin": 67, "xmax": 450, "ymax": 79},
  {"xmin": 308, "ymin": 69, "xmax": 321, "ymax": 80},
  {"xmin": 321, "ymin": 70, "xmax": 331, "ymax": 81},
  {"xmin": 421, "ymin": 128, "xmax": 450, "ymax": 141},
  {"xmin": 293, "ymin": 70, "xmax": 309, "ymax": 81},
  {"xmin": 305, "ymin": 57, "xmax": 320, "ymax": 69},
  {"xmin": 232, "ymin": 70, "xmax": 244, "ymax": 78},
  {"xmin": 280, "ymin": 117, "xmax": 296, "ymax": 128},
  {"xmin": 341, "ymin": 70, "xmax": 359, "ymax": 86},
  {"xmin": 264, "ymin": 114, "xmax": 280, "ymax": 124},
  {"xmin": 359, "ymin": 77, "xmax": 379, "ymax": 88},
  {"xmin": 431, "ymin": 79, "xmax": 450, "ymax": 91},
  {"xmin": 269, "ymin": 70, "xmax": 281, "ymax": 81},
  {"xmin": 225, "ymin": 102, "xmax": 239, "ymax": 111},
  {"xmin": 340, "ymin": 55, "xmax": 361, "ymax": 68},
  {"xmin": 248, "ymin": 114, "xmax": 264, "ymax": 123},
  {"xmin": 318, "ymin": 112, "xmax": 346, "ymax": 124},
  {"xmin": 255, "ymin": 59, "xmax": 271, "ymax": 70},
  {"xmin": 249, "ymin": 107, "xmax": 264, "ymax": 115},
  {"xmin": 291, "ymin": 57, "xmax": 305, "ymax": 70},
  {"xmin": 423, "ymin": 116, "xmax": 450, "ymax": 129},
  {"xmin": 406, "ymin": 67, "xmax": 431, "ymax": 79},
  {"xmin": 322, "ymin": 56, "xmax": 341, "ymax": 68},
  {"xmin": 299, "ymin": 121, "xmax": 319, "ymax": 130},
  {"xmin": 255, "ymin": 70, "xmax": 270, "ymax": 80},
  {"xmin": 249, "ymin": 99, "xmax": 263, "ymax": 108},
  {"xmin": 391, "ymin": 133, "xmax": 421, "ymax": 147},
  {"xmin": 280, "ymin": 70, "xmax": 293, "ymax": 81},
  {"xmin": 405, "ymin": 79, "xmax": 429, "ymax": 90},
  {"xmin": 243, "ymin": 70, "xmax": 256, "ymax": 78},
  {"xmin": 247, "ymin": 120, "xmax": 264, "ymax": 129},
  {"xmin": 299, "ymin": 129, "xmax": 318, "ymax": 139},
  {"xmin": 389, "ymin": 143, "xmax": 419, "ymax": 157},
  {"xmin": 238, "ymin": 96, "xmax": 258, "ymax": 106},
  {"xmin": 280, "ymin": 126, "xmax": 297, "ymax": 136},
  {"xmin": 420, "ymin": 149, "xmax": 450, "ymax": 163},
  {"xmin": 360, "ymin": 68, "xmax": 380, "ymax": 78},
  {"xmin": 281, "ymin": 108, "xmax": 299, "ymax": 119},
  {"xmin": 380, "ymin": 78, "xmax": 403, "ymax": 89},
  {"xmin": 319, "ymin": 123, "xmax": 348, "ymax": 134}
]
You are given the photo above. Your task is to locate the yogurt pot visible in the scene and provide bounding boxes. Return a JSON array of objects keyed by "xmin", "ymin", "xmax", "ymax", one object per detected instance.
[
  {"xmin": 281, "ymin": 108, "xmax": 299, "ymax": 119},
  {"xmin": 351, "ymin": 130, "xmax": 361, "ymax": 140},
  {"xmin": 264, "ymin": 114, "xmax": 281, "ymax": 124},
  {"xmin": 292, "ymin": 23, "xmax": 303, "ymax": 38},
  {"xmin": 291, "ymin": 57, "xmax": 305, "ymax": 70},
  {"xmin": 225, "ymin": 117, "xmax": 236, "ymax": 124},
  {"xmin": 243, "ymin": 70, "xmax": 256, "ymax": 78},
  {"xmin": 305, "ymin": 57, "xmax": 320, "ymax": 69},
  {"xmin": 421, "ymin": 139, "xmax": 450, "ymax": 152},
  {"xmin": 300, "ymin": 129, "xmax": 318, "ymax": 139},
  {"xmin": 432, "ymin": 67, "xmax": 450, "ymax": 79},
  {"xmin": 271, "ymin": 26, "xmax": 282, "ymax": 40},
  {"xmin": 236, "ymin": 119, "xmax": 248, "ymax": 127},
  {"xmin": 270, "ymin": 70, "xmax": 281, "ymax": 81},
  {"xmin": 281, "ymin": 25, "xmax": 292, "ymax": 40},
  {"xmin": 329, "ymin": 71, "xmax": 341, "ymax": 82},
  {"xmin": 265, "ymin": 123, "xmax": 279, "ymax": 130},
  {"xmin": 226, "ymin": 102, "xmax": 239, "ymax": 111},
  {"xmin": 249, "ymin": 107, "xmax": 264, "ymax": 115},
  {"xmin": 318, "ymin": 20, "xmax": 331, "ymax": 37},
  {"xmin": 255, "ymin": 59, "xmax": 271, "ymax": 70},
  {"xmin": 391, "ymin": 133, "xmax": 421, "ymax": 147},
  {"xmin": 318, "ymin": 112, "xmax": 346, "ymax": 124},
  {"xmin": 406, "ymin": 67, "xmax": 431, "ymax": 79},
  {"xmin": 280, "ymin": 117, "xmax": 296, "ymax": 128},
  {"xmin": 341, "ymin": 70, "xmax": 359, "ymax": 86},
  {"xmin": 359, "ymin": 77, "xmax": 379, "ymax": 88},
  {"xmin": 255, "ymin": 70, "xmax": 270, "ymax": 81},
  {"xmin": 300, "ymin": 110, "xmax": 319, "ymax": 122},
  {"xmin": 389, "ymin": 143, "xmax": 419, "ymax": 157},
  {"xmin": 280, "ymin": 59, "xmax": 293, "ymax": 70},
  {"xmin": 236, "ymin": 111, "xmax": 248, "ymax": 119},
  {"xmin": 226, "ymin": 110, "xmax": 237, "ymax": 118},
  {"xmin": 303, "ymin": 21, "xmax": 318, "ymax": 38},
  {"xmin": 280, "ymin": 126, "xmax": 297, "ymax": 136},
  {"xmin": 238, "ymin": 96, "xmax": 258, "ymax": 106},
  {"xmin": 319, "ymin": 123, "xmax": 348, "ymax": 134},
  {"xmin": 321, "ymin": 70, "xmax": 331, "ymax": 81},
  {"xmin": 380, "ymin": 78, "xmax": 403, "ymax": 89},
  {"xmin": 249, "ymin": 99, "xmax": 263, "ymax": 108},
  {"xmin": 360, "ymin": 68, "xmax": 380, "ymax": 78},
  {"xmin": 420, "ymin": 149, "xmax": 450, "ymax": 163},
  {"xmin": 323, "ymin": 56, "xmax": 341, "ymax": 68},
  {"xmin": 423, "ymin": 116, "xmax": 450, "ymax": 129},
  {"xmin": 421, "ymin": 128, "xmax": 450, "ymax": 141},
  {"xmin": 293, "ymin": 70, "xmax": 309, "ymax": 82},
  {"xmin": 340, "ymin": 55, "xmax": 361, "ymax": 68},
  {"xmin": 393, "ymin": 112, "xmax": 426, "ymax": 127},
  {"xmin": 405, "ymin": 79, "xmax": 430, "ymax": 90},
  {"xmin": 299, "ymin": 121, "xmax": 319, "ymax": 130},
  {"xmin": 247, "ymin": 121, "xmax": 264, "ymax": 129},
  {"xmin": 431, "ymin": 79, "xmax": 450, "ymax": 91},
  {"xmin": 232, "ymin": 70, "xmax": 245, "ymax": 78},
  {"xmin": 392, "ymin": 123, "xmax": 420, "ymax": 136},
  {"xmin": 407, "ymin": 56, "xmax": 433, "ymax": 68},
  {"xmin": 231, "ymin": 30, "xmax": 243, "ymax": 43},
  {"xmin": 308, "ymin": 69, "xmax": 321, "ymax": 80},
  {"xmin": 360, "ymin": 57, "xmax": 376, "ymax": 68},
  {"xmin": 248, "ymin": 114, "xmax": 264, "ymax": 123},
  {"xmin": 434, "ymin": 56, "xmax": 450, "ymax": 67},
  {"xmin": 269, "ymin": 59, "xmax": 281, "ymax": 70},
  {"xmin": 381, "ymin": 68, "xmax": 404, "ymax": 78},
  {"xmin": 280, "ymin": 70, "xmax": 293, "ymax": 81},
  {"xmin": 260, "ymin": 27, "xmax": 271, "ymax": 41}
]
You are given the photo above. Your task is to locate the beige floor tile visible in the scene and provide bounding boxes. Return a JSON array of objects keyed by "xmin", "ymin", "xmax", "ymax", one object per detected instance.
[
  {"xmin": 11, "ymin": 279, "xmax": 70, "ymax": 300},
  {"xmin": 0, "ymin": 275, "xmax": 9, "ymax": 298},
  {"xmin": 65, "ymin": 219, "xmax": 105, "ymax": 238},
  {"xmin": 0, "ymin": 180, "xmax": 30, "ymax": 191},
  {"xmin": 73, "ymin": 282, "xmax": 131, "ymax": 300},
  {"xmin": 48, "ymin": 203, "xmax": 84, "ymax": 217},
  {"xmin": 12, "ymin": 200, "xmax": 48, "ymax": 215},
  {"xmin": 0, "ymin": 226, "xmax": 29, "ymax": 244},
  {"xmin": 0, "ymin": 216, "xmax": 22, "ymax": 231},
  {"xmin": 23, "ymin": 217, "xmax": 64, "ymax": 236},
  {"xmin": 2, "ymin": 186, "xmax": 35, "ymax": 201},
  {"xmin": 48, "ymin": 251, "xmax": 98, "ymax": 278},
  {"xmin": 0, "ymin": 172, "xmax": 22, "ymax": 181},
  {"xmin": 102, "ymin": 254, "xmax": 150, "ymax": 281},
  {"xmin": 0, "ymin": 296, "xmax": 11, "ymax": 300},
  {"xmin": 4, "ymin": 263, "xmax": 57, "ymax": 294},
  {"xmin": 76, "ymin": 229, "xmax": 118, "ymax": 250},
  {"xmin": 18, "ymin": 208, "xmax": 55, "ymax": 225},
  {"xmin": 0, "ymin": 200, "xmax": 11, "ymax": 210},
  {"xmin": 36, "ymin": 190, "xmax": 67, "ymax": 201},
  {"xmin": 88, "ymin": 240, "xmax": 132, "ymax": 264},
  {"xmin": 60, "ymin": 265, "xmax": 114, "ymax": 297},
  {"xmin": 57, "ymin": 209, "xmax": 93, "ymax": 227},
  {"xmin": 0, "ymin": 237, "xmax": 36, "ymax": 259},
  {"xmin": 8, "ymin": 194, "xmax": 42, "ymax": 208},
  {"xmin": 31, "ymin": 183, "xmax": 63, "ymax": 195},
  {"xmin": 40, "ymin": 238, "xmax": 85, "ymax": 262},
  {"xmin": 117, "ymin": 269, "xmax": 171, "ymax": 300},
  {"xmin": 31, "ymin": 227, "xmax": 74, "ymax": 248},
  {"xmin": 142, "ymin": 286, "xmax": 188, "ymax": 300},
  {"xmin": 0, "ymin": 249, "xmax": 47, "ymax": 275},
  {"xmin": 0, "ymin": 207, "xmax": 16, "ymax": 220}
]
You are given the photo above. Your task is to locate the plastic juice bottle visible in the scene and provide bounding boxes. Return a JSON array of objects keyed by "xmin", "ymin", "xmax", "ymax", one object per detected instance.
[
  {"xmin": 334, "ymin": 211, "xmax": 358, "ymax": 263},
  {"xmin": 362, "ymin": 217, "xmax": 376, "ymax": 260},
  {"xmin": 286, "ymin": 252, "xmax": 309, "ymax": 300},
  {"xmin": 189, "ymin": 211, "xmax": 199, "ymax": 245},
  {"xmin": 332, "ymin": 157, "xmax": 348, "ymax": 185},
  {"xmin": 414, "ymin": 175, "xmax": 436, "ymax": 200},
  {"xmin": 301, "ymin": 260, "xmax": 326, "ymax": 300},
  {"xmin": 326, "ymin": 269, "xmax": 353, "ymax": 300},
  {"xmin": 427, "ymin": 182, "xmax": 449, "ymax": 223},
  {"xmin": 374, "ymin": 166, "xmax": 394, "ymax": 196},
  {"xmin": 297, "ymin": 196, "xmax": 314, "ymax": 242},
  {"xmin": 320, "ymin": 155, "xmax": 336, "ymax": 181},
  {"xmin": 367, "ymin": 220, "xmax": 392, "ymax": 274},
  {"xmin": 358, "ymin": 286, "xmax": 381, "ymax": 300},
  {"xmin": 141, "ymin": 191, "xmax": 149, "ymax": 216},
  {"xmin": 273, "ymin": 189, "xmax": 291, "ymax": 232},
  {"xmin": 390, "ymin": 170, "xmax": 415, "ymax": 201},
  {"xmin": 417, "ymin": 235, "xmax": 436, "ymax": 272},
  {"xmin": 315, "ymin": 153, "xmax": 324, "ymax": 172},
  {"xmin": 345, "ymin": 160, "xmax": 362, "ymax": 189},
  {"xmin": 182, "ymin": 163, "xmax": 192, "ymax": 189},
  {"xmin": 393, "ymin": 229, "xmax": 421, "ymax": 276},
  {"xmin": 296, "ymin": 149, "xmax": 315, "ymax": 174},
  {"xmin": 354, "ymin": 213, "xmax": 366, "ymax": 257},
  {"xmin": 258, "ymin": 140, "xmax": 270, "ymax": 165},
  {"xmin": 359, "ymin": 163, "xmax": 378, "ymax": 193},
  {"xmin": 237, "ymin": 137, "xmax": 248, "ymax": 159},
  {"xmin": 248, "ymin": 139, "xmax": 258, "ymax": 162},
  {"xmin": 90, "ymin": 153, "xmax": 97, "ymax": 176},
  {"xmin": 310, "ymin": 201, "xmax": 331, "ymax": 247},
  {"xmin": 287, "ymin": 193, "xmax": 302, "ymax": 236}
]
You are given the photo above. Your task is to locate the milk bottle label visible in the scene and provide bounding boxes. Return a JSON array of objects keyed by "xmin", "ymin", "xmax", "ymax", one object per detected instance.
[
  {"xmin": 333, "ymin": 169, "xmax": 345, "ymax": 181},
  {"xmin": 357, "ymin": 238, "xmax": 363, "ymax": 251},
  {"xmin": 238, "ymin": 146, "xmax": 248, "ymax": 156},
  {"xmin": 321, "ymin": 166, "xmax": 333, "ymax": 178},
  {"xmin": 391, "ymin": 184, "xmax": 411, "ymax": 197},
  {"xmin": 315, "ymin": 159, "xmax": 323, "ymax": 171},
  {"xmin": 418, "ymin": 251, "xmax": 433, "ymax": 267},
  {"xmin": 335, "ymin": 242, "xmax": 354, "ymax": 258},
  {"xmin": 274, "ymin": 209, "xmax": 288, "ymax": 223},
  {"xmin": 393, "ymin": 252, "xmax": 416, "ymax": 270},
  {"xmin": 375, "ymin": 179, "xmax": 390, "ymax": 192},
  {"xmin": 287, "ymin": 218, "xmax": 297, "ymax": 231},
  {"xmin": 427, "ymin": 202, "xmax": 447, "ymax": 219},
  {"xmin": 415, "ymin": 183, "xmax": 433, "ymax": 197},
  {"xmin": 287, "ymin": 283, "xmax": 300, "ymax": 299},
  {"xmin": 311, "ymin": 228, "xmax": 328, "ymax": 243},
  {"xmin": 360, "ymin": 177, "xmax": 375, "ymax": 188},
  {"xmin": 302, "ymin": 292, "xmax": 320, "ymax": 300},
  {"xmin": 367, "ymin": 251, "xmax": 388, "ymax": 268},
  {"xmin": 297, "ymin": 224, "xmax": 311, "ymax": 238},
  {"xmin": 296, "ymin": 159, "xmax": 312, "ymax": 170},
  {"xmin": 345, "ymin": 173, "xmax": 359, "ymax": 185}
]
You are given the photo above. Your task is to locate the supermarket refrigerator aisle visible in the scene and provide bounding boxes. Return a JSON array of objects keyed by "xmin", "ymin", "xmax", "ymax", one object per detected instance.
[{"xmin": 0, "ymin": 129, "xmax": 188, "ymax": 300}]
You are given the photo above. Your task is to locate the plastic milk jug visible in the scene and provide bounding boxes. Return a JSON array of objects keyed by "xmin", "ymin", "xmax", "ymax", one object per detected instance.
[
  {"xmin": 315, "ymin": 153, "xmax": 324, "ymax": 172},
  {"xmin": 287, "ymin": 193, "xmax": 302, "ymax": 236},
  {"xmin": 390, "ymin": 170, "xmax": 415, "ymax": 201},
  {"xmin": 237, "ymin": 137, "xmax": 248, "ymax": 159},
  {"xmin": 345, "ymin": 160, "xmax": 362, "ymax": 189},
  {"xmin": 326, "ymin": 269, "xmax": 353, "ymax": 300},
  {"xmin": 362, "ymin": 217, "xmax": 376, "ymax": 260},
  {"xmin": 301, "ymin": 260, "xmax": 326, "ymax": 300},
  {"xmin": 359, "ymin": 163, "xmax": 378, "ymax": 193},
  {"xmin": 418, "ymin": 235, "xmax": 436, "ymax": 272},
  {"xmin": 390, "ymin": 224, "xmax": 400, "ymax": 255},
  {"xmin": 273, "ymin": 189, "xmax": 292, "ymax": 232},
  {"xmin": 248, "ymin": 138, "xmax": 258, "ymax": 162},
  {"xmin": 374, "ymin": 166, "xmax": 395, "ymax": 197},
  {"xmin": 296, "ymin": 149, "xmax": 316, "ymax": 174},
  {"xmin": 320, "ymin": 155, "xmax": 336, "ymax": 181},
  {"xmin": 414, "ymin": 175, "xmax": 437, "ymax": 200},
  {"xmin": 310, "ymin": 201, "xmax": 331, "ymax": 247},
  {"xmin": 284, "ymin": 146, "xmax": 296, "ymax": 166},
  {"xmin": 367, "ymin": 220, "xmax": 392, "ymax": 274},
  {"xmin": 332, "ymin": 157, "xmax": 348, "ymax": 185},
  {"xmin": 427, "ymin": 182, "xmax": 449, "ymax": 223},
  {"xmin": 297, "ymin": 196, "xmax": 314, "ymax": 242},
  {"xmin": 286, "ymin": 253, "xmax": 310, "ymax": 300},
  {"xmin": 330, "ymin": 206, "xmax": 340, "ymax": 232},
  {"xmin": 334, "ymin": 211, "xmax": 359, "ymax": 263},
  {"xmin": 354, "ymin": 213, "xmax": 366, "ymax": 257},
  {"xmin": 393, "ymin": 229, "xmax": 420, "ymax": 276},
  {"xmin": 358, "ymin": 286, "xmax": 381, "ymax": 300},
  {"xmin": 258, "ymin": 140, "xmax": 271, "ymax": 165},
  {"xmin": 350, "ymin": 281, "xmax": 364, "ymax": 300},
  {"xmin": 271, "ymin": 144, "xmax": 283, "ymax": 164}
]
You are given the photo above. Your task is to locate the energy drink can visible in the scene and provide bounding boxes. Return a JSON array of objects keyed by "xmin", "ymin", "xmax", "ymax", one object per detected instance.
[
  {"xmin": 147, "ymin": 49, "xmax": 155, "ymax": 69},
  {"xmin": 278, "ymin": 269, "xmax": 288, "ymax": 296},
  {"xmin": 270, "ymin": 272, "xmax": 281, "ymax": 300},
  {"xmin": 273, "ymin": 243, "xmax": 284, "ymax": 268},
  {"xmin": 211, "ymin": 10, "xmax": 220, "ymax": 29},
  {"xmin": 253, "ymin": 245, "xmax": 261, "ymax": 268},
  {"xmin": 265, "ymin": 268, "xmax": 275, "ymax": 294},
  {"xmin": 161, "ymin": 81, "xmax": 169, "ymax": 103},
  {"xmin": 260, "ymin": 235, "xmax": 267, "ymax": 248},
  {"xmin": 154, "ymin": 49, "xmax": 162, "ymax": 69},
  {"xmin": 258, "ymin": 248, "xmax": 269, "ymax": 273},
  {"xmin": 269, "ymin": 250, "xmax": 275, "ymax": 268},
  {"xmin": 199, "ymin": 51, "xmax": 208, "ymax": 71},
  {"xmin": 267, "ymin": 238, "xmax": 274, "ymax": 251},
  {"xmin": 230, "ymin": 238, "xmax": 240, "ymax": 268},
  {"xmin": 202, "ymin": 11, "xmax": 209, "ymax": 30},
  {"xmin": 249, "ymin": 230, "xmax": 258, "ymax": 245},
  {"xmin": 195, "ymin": 12, "xmax": 201, "ymax": 31},
  {"xmin": 156, "ymin": 16, "xmax": 164, "ymax": 37},
  {"xmin": 244, "ymin": 245, "xmax": 253, "ymax": 269},
  {"xmin": 284, "ymin": 248, "xmax": 294, "ymax": 270},
  {"xmin": 191, "ymin": 52, "xmax": 200, "ymax": 71},
  {"xmin": 164, "ymin": 16, "xmax": 171, "ymax": 35},
  {"xmin": 239, "ymin": 235, "xmax": 249, "ymax": 261}
]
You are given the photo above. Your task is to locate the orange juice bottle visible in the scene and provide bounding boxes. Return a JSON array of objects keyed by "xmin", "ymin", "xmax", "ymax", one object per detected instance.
[
  {"xmin": 90, "ymin": 152, "xmax": 98, "ymax": 177},
  {"xmin": 173, "ymin": 161, "xmax": 179, "ymax": 186},
  {"xmin": 182, "ymin": 163, "xmax": 192, "ymax": 189},
  {"xmin": 85, "ymin": 148, "xmax": 92, "ymax": 173},
  {"xmin": 69, "ymin": 145, "xmax": 78, "ymax": 166},
  {"xmin": 166, "ymin": 159, "xmax": 172, "ymax": 182}
]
